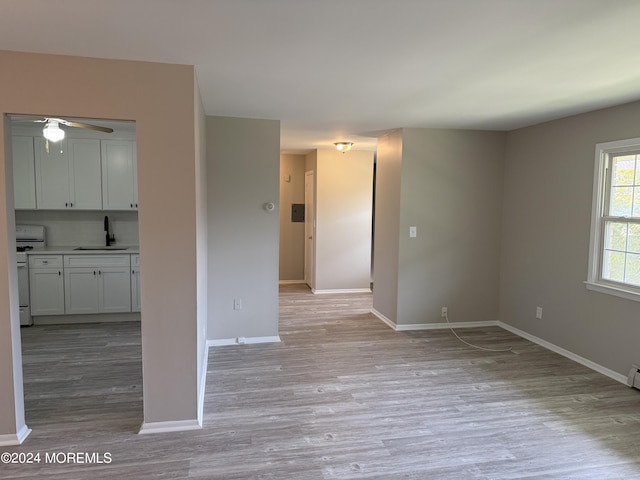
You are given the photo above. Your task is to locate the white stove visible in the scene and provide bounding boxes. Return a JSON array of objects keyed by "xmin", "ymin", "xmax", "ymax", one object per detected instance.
[{"xmin": 16, "ymin": 225, "xmax": 46, "ymax": 326}]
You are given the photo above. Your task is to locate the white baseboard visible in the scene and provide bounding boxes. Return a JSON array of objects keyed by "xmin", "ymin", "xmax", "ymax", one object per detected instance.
[
  {"xmin": 312, "ymin": 288, "xmax": 371, "ymax": 294},
  {"xmin": 207, "ymin": 335, "xmax": 281, "ymax": 347},
  {"xmin": 372, "ymin": 309, "xmax": 498, "ymax": 331},
  {"xmin": 498, "ymin": 321, "xmax": 628, "ymax": 385},
  {"xmin": 279, "ymin": 280, "xmax": 306, "ymax": 285},
  {"xmin": 34, "ymin": 313, "xmax": 140, "ymax": 325},
  {"xmin": 197, "ymin": 343, "xmax": 210, "ymax": 427},
  {"xmin": 395, "ymin": 320, "xmax": 498, "ymax": 331},
  {"xmin": 138, "ymin": 419, "xmax": 201, "ymax": 435},
  {"xmin": 371, "ymin": 309, "xmax": 396, "ymax": 329},
  {"xmin": 0, "ymin": 425, "xmax": 31, "ymax": 446}
]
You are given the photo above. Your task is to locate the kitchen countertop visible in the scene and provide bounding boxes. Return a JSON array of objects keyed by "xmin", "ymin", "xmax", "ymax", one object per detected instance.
[{"xmin": 27, "ymin": 246, "xmax": 140, "ymax": 255}]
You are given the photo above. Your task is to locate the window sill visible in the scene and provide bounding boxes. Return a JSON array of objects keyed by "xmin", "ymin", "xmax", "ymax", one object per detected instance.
[{"xmin": 584, "ymin": 281, "xmax": 640, "ymax": 303}]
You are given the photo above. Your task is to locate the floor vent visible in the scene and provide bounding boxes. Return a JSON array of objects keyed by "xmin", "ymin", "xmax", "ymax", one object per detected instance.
[{"xmin": 627, "ymin": 365, "xmax": 640, "ymax": 390}]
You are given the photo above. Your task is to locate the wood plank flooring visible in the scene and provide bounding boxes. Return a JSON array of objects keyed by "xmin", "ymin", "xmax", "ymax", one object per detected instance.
[{"xmin": 4, "ymin": 283, "xmax": 640, "ymax": 479}]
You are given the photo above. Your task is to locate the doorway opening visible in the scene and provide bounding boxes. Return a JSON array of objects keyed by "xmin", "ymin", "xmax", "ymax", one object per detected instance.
[
  {"xmin": 278, "ymin": 150, "xmax": 375, "ymax": 295},
  {"xmin": 6, "ymin": 114, "xmax": 142, "ymax": 434}
]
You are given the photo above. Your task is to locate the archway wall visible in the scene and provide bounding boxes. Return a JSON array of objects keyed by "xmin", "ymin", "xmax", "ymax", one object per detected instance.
[{"xmin": 0, "ymin": 50, "xmax": 200, "ymax": 438}]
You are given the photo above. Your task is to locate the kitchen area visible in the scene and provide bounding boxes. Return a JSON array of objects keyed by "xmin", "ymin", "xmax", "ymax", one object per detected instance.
[{"xmin": 11, "ymin": 116, "xmax": 140, "ymax": 327}]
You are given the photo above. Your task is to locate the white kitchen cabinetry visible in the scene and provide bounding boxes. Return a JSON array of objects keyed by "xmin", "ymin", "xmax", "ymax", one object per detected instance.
[
  {"xmin": 34, "ymin": 137, "xmax": 102, "ymax": 209},
  {"xmin": 101, "ymin": 140, "xmax": 138, "ymax": 210},
  {"xmin": 12, "ymin": 135, "xmax": 36, "ymax": 209},
  {"xmin": 29, "ymin": 255, "xmax": 65, "ymax": 316},
  {"xmin": 64, "ymin": 255, "xmax": 132, "ymax": 314},
  {"xmin": 64, "ymin": 267, "xmax": 100, "ymax": 314},
  {"xmin": 131, "ymin": 254, "xmax": 141, "ymax": 312}
]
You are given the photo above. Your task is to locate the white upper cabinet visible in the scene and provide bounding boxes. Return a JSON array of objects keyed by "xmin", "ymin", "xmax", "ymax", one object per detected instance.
[
  {"xmin": 101, "ymin": 140, "xmax": 138, "ymax": 210},
  {"xmin": 34, "ymin": 137, "xmax": 102, "ymax": 209},
  {"xmin": 16, "ymin": 133, "xmax": 137, "ymax": 211},
  {"xmin": 34, "ymin": 137, "xmax": 71, "ymax": 209},
  {"xmin": 68, "ymin": 138, "xmax": 103, "ymax": 209},
  {"xmin": 12, "ymin": 135, "xmax": 36, "ymax": 209}
]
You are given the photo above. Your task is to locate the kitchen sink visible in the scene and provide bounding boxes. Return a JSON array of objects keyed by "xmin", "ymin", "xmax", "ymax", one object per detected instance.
[{"xmin": 74, "ymin": 247, "xmax": 129, "ymax": 251}]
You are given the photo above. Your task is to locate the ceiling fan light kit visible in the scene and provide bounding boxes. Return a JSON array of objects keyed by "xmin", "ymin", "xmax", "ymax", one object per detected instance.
[
  {"xmin": 42, "ymin": 120, "xmax": 65, "ymax": 142},
  {"xmin": 334, "ymin": 142, "xmax": 354, "ymax": 153}
]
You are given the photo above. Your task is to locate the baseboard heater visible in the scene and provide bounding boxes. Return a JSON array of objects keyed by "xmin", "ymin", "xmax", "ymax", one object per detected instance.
[{"xmin": 627, "ymin": 365, "xmax": 640, "ymax": 390}]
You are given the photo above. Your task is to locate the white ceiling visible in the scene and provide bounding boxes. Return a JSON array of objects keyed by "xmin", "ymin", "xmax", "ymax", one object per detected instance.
[{"xmin": 2, "ymin": 0, "xmax": 640, "ymax": 153}]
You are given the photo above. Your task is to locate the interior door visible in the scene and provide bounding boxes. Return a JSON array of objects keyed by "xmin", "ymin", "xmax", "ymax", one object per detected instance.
[{"xmin": 304, "ymin": 170, "xmax": 315, "ymax": 289}]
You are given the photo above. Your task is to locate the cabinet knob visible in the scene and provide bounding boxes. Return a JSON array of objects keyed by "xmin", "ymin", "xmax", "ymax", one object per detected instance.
[
  {"xmin": 58, "ymin": 271, "xmax": 61, "ymax": 276},
  {"xmin": 65, "ymin": 202, "xmax": 68, "ymax": 207},
  {"xmin": 93, "ymin": 270, "xmax": 96, "ymax": 276}
]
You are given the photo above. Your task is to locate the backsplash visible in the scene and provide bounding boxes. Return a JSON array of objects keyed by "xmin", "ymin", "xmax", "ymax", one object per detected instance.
[{"xmin": 15, "ymin": 210, "xmax": 139, "ymax": 246}]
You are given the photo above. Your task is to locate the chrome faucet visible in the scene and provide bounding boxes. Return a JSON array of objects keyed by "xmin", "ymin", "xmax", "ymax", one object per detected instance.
[{"xmin": 104, "ymin": 216, "xmax": 115, "ymax": 246}]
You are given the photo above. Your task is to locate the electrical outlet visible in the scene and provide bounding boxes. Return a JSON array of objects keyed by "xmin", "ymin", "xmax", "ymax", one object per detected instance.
[
  {"xmin": 441, "ymin": 306, "xmax": 448, "ymax": 317},
  {"xmin": 536, "ymin": 306, "xmax": 543, "ymax": 319},
  {"xmin": 234, "ymin": 298, "xmax": 242, "ymax": 310}
]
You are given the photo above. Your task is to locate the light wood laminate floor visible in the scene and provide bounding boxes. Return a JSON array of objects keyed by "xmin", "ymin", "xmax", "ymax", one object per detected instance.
[{"xmin": 4, "ymin": 284, "xmax": 640, "ymax": 479}]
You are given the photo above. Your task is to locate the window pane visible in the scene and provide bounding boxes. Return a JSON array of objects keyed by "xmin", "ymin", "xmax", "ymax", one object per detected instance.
[
  {"xmin": 634, "ymin": 187, "xmax": 640, "ymax": 218},
  {"xmin": 610, "ymin": 187, "xmax": 633, "ymax": 216},
  {"xmin": 628, "ymin": 224, "xmax": 640, "ymax": 254},
  {"xmin": 612, "ymin": 155, "xmax": 636, "ymax": 186},
  {"xmin": 604, "ymin": 222, "xmax": 627, "ymax": 251},
  {"xmin": 625, "ymin": 253, "xmax": 640, "ymax": 286},
  {"xmin": 603, "ymin": 250, "xmax": 625, "ymax": 282}
]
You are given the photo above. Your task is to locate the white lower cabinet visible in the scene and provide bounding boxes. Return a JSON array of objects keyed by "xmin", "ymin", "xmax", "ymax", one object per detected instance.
[
  {"xmin": 29, "ymin": 255, "xmax": 65, "ymax": 316},
  {"xmin": 64, "ymin": 267, "xmax": 100, "ymax": 314},
  {"xmin": 99, "ymin": 266, "xmax": 132, "ymax": 313},
  {"xmin": 131, "ymin": 255, "xmax": 141, "ymax": 312},
  {"xmin": 64, "ymin": 255, "xmax": 131, "ymax": 314}
]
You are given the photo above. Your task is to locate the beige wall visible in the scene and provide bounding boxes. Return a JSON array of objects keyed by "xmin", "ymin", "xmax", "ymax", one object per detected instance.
[
  {"xmin": 279, "ymin": 154, "xmax": 305, "ymax": 281},
  {"xmin": 0, "ymin": 50, "xmax": 201, "ymax": 439},
  {"xmin": 374, "ymin": 128, "xmax": 506, "ymax": 326},
  {"xmin": 313, "ymin": 149, "xmax": 374, "ymax": 292},
  {"xmin": 372, "ymin": 130, "xmax": 403, "ymax": 322},
  {"xmin": 206, "ymin": 116, "xmax": 280, "ymax": 340},
  {"xmin": 500, "ymin": 100, "xmax": 640, "ymax": 376}
]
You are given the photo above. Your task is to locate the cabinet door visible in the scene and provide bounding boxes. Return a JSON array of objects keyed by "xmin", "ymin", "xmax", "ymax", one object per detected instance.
[
  {"xmin": 68, "ymin": 138, "xmax": 103, "ymax": 210},
  {"xmin": 29, "ymin": 268, "xmax": 65, "ymax": 315},
  {"xmin": 101, "ymin": 140, "xmax": 137, "ymax": 210},
  {"xmin": 131, "ymin": 267, "xmax": 141, "ymax": 312},
  {"xmin": 34, "ymin": 137, "xmax": 71, "ymax": 209},
  {"xmin": 64, "ymin": 267, "xmax": 99, "ymax": 314},
  {"xmin": 98, "ymin": 267, "xmax": 131, "ymax": 312},
  {"xmin": 12, "ymin": 135, "xmax": 36, "ymax": 209}
]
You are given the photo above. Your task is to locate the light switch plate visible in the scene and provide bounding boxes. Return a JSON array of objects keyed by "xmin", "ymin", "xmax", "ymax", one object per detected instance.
[{"xmin": 409, "ymin": 226, "xmax": 417, "ymax": 238}]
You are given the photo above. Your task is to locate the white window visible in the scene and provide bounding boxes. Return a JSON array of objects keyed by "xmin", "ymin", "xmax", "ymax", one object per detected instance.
[{"xmin": 587, "ymin": 137, "xmax": 640, "ymax": 302}]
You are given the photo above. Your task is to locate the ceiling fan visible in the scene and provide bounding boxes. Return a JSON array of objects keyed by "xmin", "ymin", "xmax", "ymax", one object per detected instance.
[
  {"xmin": 35, "ymin": 117, "xmax": 114, "ymax": 141},
  {"xmin": 15, "ymin": 116, "xmax": 115, "ymax": 153}
]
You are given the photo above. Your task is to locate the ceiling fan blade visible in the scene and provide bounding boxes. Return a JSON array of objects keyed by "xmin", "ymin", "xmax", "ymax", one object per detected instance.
[{"xmin": 63, "ymin": 121, "xmax": 114, "ymax": 133}]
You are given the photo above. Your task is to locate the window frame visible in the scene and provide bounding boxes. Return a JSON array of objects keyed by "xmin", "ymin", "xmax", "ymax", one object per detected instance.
[{"xmin": 586, "ymin": 137, "xmax": 640, "ymax": 302}]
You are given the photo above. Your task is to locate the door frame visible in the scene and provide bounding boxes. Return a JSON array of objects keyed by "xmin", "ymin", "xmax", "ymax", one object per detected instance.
[{"xmin": 304, "ymin": 170, "xmax": 315, "ymax": 290}]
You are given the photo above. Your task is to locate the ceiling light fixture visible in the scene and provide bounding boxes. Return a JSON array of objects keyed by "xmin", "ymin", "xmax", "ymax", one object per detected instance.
[
  {"xmin": 43, "ymin": 120, "xmax": 65, "ymax": 143},
  {"xmin": 334, "ymin": 142, "xmax": 354, "ymax": 153}
]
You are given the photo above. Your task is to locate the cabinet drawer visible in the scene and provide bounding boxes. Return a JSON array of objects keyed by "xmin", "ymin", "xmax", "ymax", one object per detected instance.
[
  {"xmin": 131, "ymin": 254, "xmax": 140, "ymax": 267},
  {"xmin": 64, "ymin": 255, "xmax": 131, "ymax": 268},
  {"xmin": 29, "ymin": 255, "xmax": 63, "ymax": 268}
]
